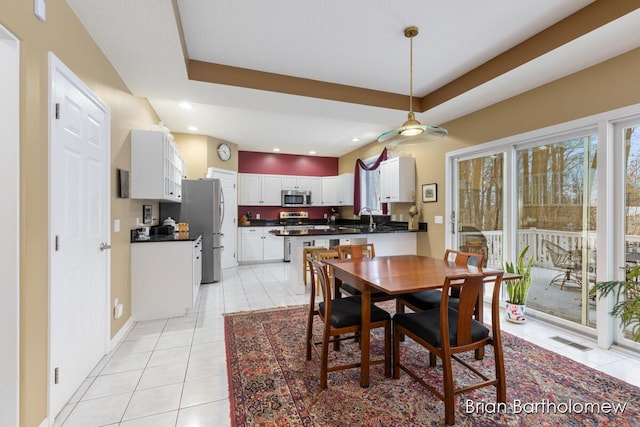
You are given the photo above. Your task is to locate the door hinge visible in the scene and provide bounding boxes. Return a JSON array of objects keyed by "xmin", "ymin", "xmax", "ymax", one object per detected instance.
[
  {"xmin": 55, "ymin": 235, "xmax": 60, "ymax": 251},
  {"xmin": 54, "ymin": 367, "xmax": 60, "ymax": 384},
  {"xmin": 55, "ymin": 103, "xmax": 60, "ymax": 120}
]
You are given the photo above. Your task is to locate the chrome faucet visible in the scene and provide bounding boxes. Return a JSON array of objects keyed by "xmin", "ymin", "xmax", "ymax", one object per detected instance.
[{"xmin": 359, "ymin": 206, "xmax": 375, "ymax": 231}]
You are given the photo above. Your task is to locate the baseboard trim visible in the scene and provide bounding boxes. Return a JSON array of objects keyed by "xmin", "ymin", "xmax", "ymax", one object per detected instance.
[{"xmin": 109, "ymin": 317, "xmax": 134, "ymax": 352}]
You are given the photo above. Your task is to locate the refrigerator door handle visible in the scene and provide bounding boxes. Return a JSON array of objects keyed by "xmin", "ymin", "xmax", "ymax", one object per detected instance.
[{"xmin": 219, "ymin": 186, "xmax": 225, "ymax": 229}]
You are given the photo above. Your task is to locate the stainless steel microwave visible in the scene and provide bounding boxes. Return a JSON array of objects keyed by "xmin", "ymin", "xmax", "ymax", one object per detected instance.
[{"xmin": 281, "ymin": 190, "xmax": 312, "ymax": 207}]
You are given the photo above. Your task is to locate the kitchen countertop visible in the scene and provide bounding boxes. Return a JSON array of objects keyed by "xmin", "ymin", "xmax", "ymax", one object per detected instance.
[
  {"xmin": 240, "ymin": 219, "xmax": 427, "ymax": 232},
  {"xmin": 269, "ymin": 224, "xmax": 425, "ymax": 236},
  {"xmin": 131, "ymin": 231, "xmax": 202, "ymax": 243}
]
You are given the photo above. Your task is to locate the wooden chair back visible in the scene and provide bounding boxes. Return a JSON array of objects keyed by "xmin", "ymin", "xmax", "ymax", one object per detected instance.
[
  {"xmin": 338, "ymin": 243, "xmax": 375, "ymax": 260},
  {"xmin": 443, "ymin": 249, "xmax": 483, "ymax": 268},
  {"xmin": 441, "ymin": 273, "xmax": 486, "ymax": 347},
  {"xmin": 443, "ymin": 249, "xmax": 483, "ymax": 298}
]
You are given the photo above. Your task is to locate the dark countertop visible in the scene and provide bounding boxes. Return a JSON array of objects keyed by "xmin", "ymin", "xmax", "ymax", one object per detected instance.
[
  {"xmin": 240, "ymin": 218, "xmax": 427, "ymax": 233},
  {"xmin": 131, "ymin": 231, "xmax": 202, "ymax": 243},
  {"xmin": 269, "ymin": 224, "xmax": 425, "ymax": 236}
]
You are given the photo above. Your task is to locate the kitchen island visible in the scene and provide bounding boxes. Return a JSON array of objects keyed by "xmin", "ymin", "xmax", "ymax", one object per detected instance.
[{"xmin": 269, "ymin": 225, "xmax": 422, "ymax": 294}]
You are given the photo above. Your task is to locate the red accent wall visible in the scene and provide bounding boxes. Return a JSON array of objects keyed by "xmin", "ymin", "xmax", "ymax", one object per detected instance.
[
  {"xmin": 239, "ymin": 206, "xmax": 333, "ymax": 221},
  {"xmin": 238, "ymin": 151, "xmax": 339, "ymax": 220},
  {"xmin": 238, "ymin": 151, "xmax": 338, "ymax": 176}
]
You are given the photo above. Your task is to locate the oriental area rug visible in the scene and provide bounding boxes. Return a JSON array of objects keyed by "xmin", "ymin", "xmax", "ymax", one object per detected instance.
[{"xmin": 224, "ymin": 305, "xmax": 640, "ymax": 426}]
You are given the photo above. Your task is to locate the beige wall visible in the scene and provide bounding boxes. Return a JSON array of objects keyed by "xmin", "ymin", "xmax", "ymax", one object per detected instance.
[
  {"xmin": 4, "ymin": 0, "xmax": 640, "ymax": 425},
  {"xmin": 1, "ymin": 0, "xmax": 162, "ymax": 425},
  {"xmin": 339, "ymin": 47, "xmax": 640, "ymax": 258},
  {"xmin": 173, "ymin": 133, "xmax": 239, "ymax": 178}
]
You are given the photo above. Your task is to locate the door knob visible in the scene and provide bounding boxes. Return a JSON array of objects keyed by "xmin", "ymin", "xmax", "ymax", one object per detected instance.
[{"xmin": 99, "ymin": 242, "xmax": 112, "ymax": 251}]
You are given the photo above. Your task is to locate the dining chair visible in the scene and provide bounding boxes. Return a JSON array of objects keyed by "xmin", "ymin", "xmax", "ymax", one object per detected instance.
[
  {"xmin": 393, "ymin": 272, "xmax": 506, "ymax": 425},
  {"xmin": 395, "ymin": 249, "xmax": 484, "ymax": 315},
  {"xmin": 542, "ymin": 239, "xmax": 583, "ymax": 290},
  {"xmin": 302, "ymin": 245, "xmax": 327, "ymax": 286},
  {"xmin": 305, "ymin": 255, "xmax": 391, "ymax": 389},
  {"xmin": 337, "ymin": 243, "xmax": 395, "ymax": 302}
]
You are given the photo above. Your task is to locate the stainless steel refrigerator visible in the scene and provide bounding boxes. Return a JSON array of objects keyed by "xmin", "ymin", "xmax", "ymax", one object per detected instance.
[{"xmin": 161, "ymin": 179, "xmax": 224, "ymax": 283}]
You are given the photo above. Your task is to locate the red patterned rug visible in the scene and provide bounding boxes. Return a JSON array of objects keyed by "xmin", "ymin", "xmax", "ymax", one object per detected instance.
[{"xmin": 224, "ymin": 305, "xmax": 639, "ymax": 426}]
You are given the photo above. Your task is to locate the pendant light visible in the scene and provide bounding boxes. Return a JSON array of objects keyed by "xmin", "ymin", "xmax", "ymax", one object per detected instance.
[{"xmin": 377, "ymin": 26, "xmax": 447, "ymax": 147}]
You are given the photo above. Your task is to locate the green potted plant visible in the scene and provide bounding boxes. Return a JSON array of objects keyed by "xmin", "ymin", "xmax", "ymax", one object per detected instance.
[
  {"xmin": 590, "ymin": 265, "xmax": 640, "ymax": 342},
  {"xmin": 503, "ymin": 245, "xmax": 533, "ymax": 323}
]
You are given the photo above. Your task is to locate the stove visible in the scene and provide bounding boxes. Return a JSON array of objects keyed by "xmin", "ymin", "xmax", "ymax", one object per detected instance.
[
  {"xmin": 280, "ymin": 212, "xmax": 309, "ymax": 262},
  {"xmin": 279, "ymin": 211, "xmax": 310, "ymax": 227}
]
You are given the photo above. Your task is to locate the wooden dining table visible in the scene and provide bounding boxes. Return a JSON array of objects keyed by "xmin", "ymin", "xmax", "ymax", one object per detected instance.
[{"xmin": 324, "ymin": 254, "xmax": 518, "ymax": 388}]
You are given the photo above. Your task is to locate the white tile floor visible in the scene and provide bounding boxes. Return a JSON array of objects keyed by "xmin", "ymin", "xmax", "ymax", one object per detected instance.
[{"xmin": 54, "ymin": 262, "xmax": 640, "ymax": 426}]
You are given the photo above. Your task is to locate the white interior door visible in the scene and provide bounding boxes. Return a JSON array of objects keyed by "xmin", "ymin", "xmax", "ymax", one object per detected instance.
[
  {"xmin": 49, "ymin": 54, "xmax": 111, "ymax": 419},
  {"xmin": 209, "ymin": 168, "xmax": 237, "ymax": 269},
  {"xmin": 0, "ymin": 24, "xmax": 20, "ymax": 427}
]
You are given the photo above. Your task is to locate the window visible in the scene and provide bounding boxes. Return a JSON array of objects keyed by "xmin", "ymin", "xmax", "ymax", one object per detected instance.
[{"xmin": 359, "ymin": 156, "xmax": 382, "ymax": 213}]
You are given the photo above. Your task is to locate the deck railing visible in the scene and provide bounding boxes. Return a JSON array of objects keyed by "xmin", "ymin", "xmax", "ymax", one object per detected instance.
[{"xmin": 461, "ymin": 228, "xmax": 640, "ymax": 269}]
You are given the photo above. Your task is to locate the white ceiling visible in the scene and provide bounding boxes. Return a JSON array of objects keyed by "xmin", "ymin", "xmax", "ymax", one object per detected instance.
[{"xmin": 65, "ymin": 0, "xmax": 640, "ymax": 157}]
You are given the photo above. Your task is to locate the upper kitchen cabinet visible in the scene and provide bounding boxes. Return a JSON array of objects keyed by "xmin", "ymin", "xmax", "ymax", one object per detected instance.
[
  {"xmin": 321, "ymin": 173, "xmax": 354, "ymax": 206},
  {"xmin": 281, "ymin": 175, "xmax": 311, "ymax": 190},
  {"xmin": 309, "ymin": 177, "xmax": 323, "ymax": 205},
  {"xmin": 238, "ymin": 173, "xmax": 282, "ymax": 205},
  {"xmin": 379, "ymin": 157, "xmax": 416, "ymax": 203},
  {"xmin": 131, "ymin": 129, "xmax": 184, "ymax": 202}
]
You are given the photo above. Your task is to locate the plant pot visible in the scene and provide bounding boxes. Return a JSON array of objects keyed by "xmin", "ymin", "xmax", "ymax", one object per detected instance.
[{"xmin": 505, "ymin": 301, "xmax": 526, "ymax": 323}]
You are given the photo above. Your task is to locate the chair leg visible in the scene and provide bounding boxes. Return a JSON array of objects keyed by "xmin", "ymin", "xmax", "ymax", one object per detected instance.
[
  {"xmin": 395, "ymin": 299, "xmax": 406, "ymax": 342},
  {"xmin": 321, "ymin": 330, "xmax": 330, "ymax": 389},
  {"xmin": 429, "ymin": 352, "xmax": 437, "ymax": 367},
  {"xmin": 441, "ymin": 353, "xmax": 456, "ymax": 425},
  {"xmin": 306, "ymin": 306, "xmax": 315, "ymax": 361},
  {"xmin": 384, "ymin": 321, "xmax": 391, "ymax": 378},
  {"xmin": 392, "ymin": 325, "xmax": 401, "ymax": 379}
]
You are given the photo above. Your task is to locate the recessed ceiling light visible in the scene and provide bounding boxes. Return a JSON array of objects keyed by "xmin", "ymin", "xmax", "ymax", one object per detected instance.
[
  {"xmin": 273, "ymin": 148, "xmax": 280, "ymax": 152},
  {"xmin": 352, "ymin": 137, "xmax": 360, "ymax": 142},
  {"xmin": 187, "ymin": 126, "xmax": 198, "ymax": 132},
  {"xmin": 309, "ymin": 151, "xmax": 316, "ymax": 155},
  {"xmin": 179, "ymin": 102, "xmax": 193, "ymax": 110}
]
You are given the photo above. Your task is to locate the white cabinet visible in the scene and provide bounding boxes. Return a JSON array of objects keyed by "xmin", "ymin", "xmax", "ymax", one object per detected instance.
[
  {"xmin": 281, "ymin": 175, "xmax": 311, "ymax": 190},
  {"xmin": 310, "ymin": 177, "xmax": 323, "ymax": 205},
  {"xmin": 321, "ymin": 176, "xmax": 338, "ymax": 205},
  {"xmin": 238, "ymin": 173, "xmax": 282, "ymax": 205},
  {"xmin": 131, "ymin": 130, "xmax": 184, "ymax": 202},
  {"xmin": 321, "ymin": 173, "xmax": 354, "ymax": 206},
  {"xmin": 337, "ymin": 173, "xmax": 354, "ymax": 205},
  {"xmin": 379, "ymin": 157, "xmax": 416, "ymax": 203},
  {"xmin": 131, "ymin": 236, "xmax": 203, "ymax": 320},
  {"xmin": 239, "ymin": 227, "xmax": 284, "ymax": 262}
]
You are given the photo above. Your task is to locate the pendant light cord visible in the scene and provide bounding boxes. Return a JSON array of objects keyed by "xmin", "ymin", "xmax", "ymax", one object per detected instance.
[{"xmin": 409, "ymin": 33, "xmax": 414, "ymax": 114}]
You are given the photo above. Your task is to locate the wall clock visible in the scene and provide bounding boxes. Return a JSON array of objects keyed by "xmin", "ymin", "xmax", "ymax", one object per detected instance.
[{"xmin": 217, "ymin": 143, "xmax": 231, "ymax": 161}]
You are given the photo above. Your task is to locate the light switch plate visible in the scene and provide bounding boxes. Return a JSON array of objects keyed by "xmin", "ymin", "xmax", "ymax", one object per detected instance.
[
  {"xmin": 434, "ymin": 215, "xmax": 444, "ymax": 224},
  {"xmin": 34, "ymin": 0, "xmax": 46, "ymax": 21},
  {"xmin": 114, "ymin": 219, "xmax": 120, "ymax": 232}
]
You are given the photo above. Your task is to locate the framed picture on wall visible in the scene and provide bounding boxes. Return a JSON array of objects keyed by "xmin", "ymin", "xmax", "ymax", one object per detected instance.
[
  {"xmin": 422, "ymin": 183, "xmax": 437, "ymax": 203},
  {"xmin": 142, "ymin": 204, "xmax": 152, "ymax": 224},
  {"xmin": 118, "ymin": 169, "xmax": 129, "ymax": 198}
]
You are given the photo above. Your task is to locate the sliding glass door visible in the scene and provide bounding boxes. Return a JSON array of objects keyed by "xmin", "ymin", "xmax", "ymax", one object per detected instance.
[
  {"xmin": 619, "ymin": 121, "xmax": 640, "ymax": 345},
  {"xmin": 515, "ymin": 134, "xmax": 598, "ymax": 327},
  {"xmin": 454, "ymin": 153, "xmax": 505, "ymax": 269}
]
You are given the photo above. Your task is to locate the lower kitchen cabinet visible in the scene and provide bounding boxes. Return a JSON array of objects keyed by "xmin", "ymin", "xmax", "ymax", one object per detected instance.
[
  {"xmin": 131, "ymin": 236, "xmax": 203, "ymax": 320},
  {"xmin": 239, "ymin": 226, "xmax": 284, "ymax": 262}
]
